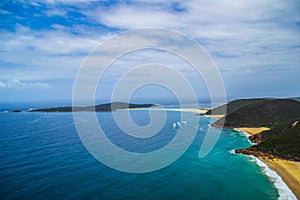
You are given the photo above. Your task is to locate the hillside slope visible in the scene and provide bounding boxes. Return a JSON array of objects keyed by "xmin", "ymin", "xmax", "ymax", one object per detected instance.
[
  {"xmin": 212, "ymin": 99, "xmax": 300, "ymax": 128},
  {"xmin": 205, "ymin": 98, "xmax": 268, "ymax": 115},
  {"xmin": 236, "ymin": 119, "xmax": 300, "ymax": 161},
  {"xmin": 210, "ymin": 98, "xmax": 300, "ymax": 161}
]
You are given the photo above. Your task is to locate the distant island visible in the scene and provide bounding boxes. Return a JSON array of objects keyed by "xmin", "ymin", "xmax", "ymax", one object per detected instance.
[
  {"xmin": 17, "ymin": 98, "xmax": 300, "ymax": 161},
  {"xmin": 9, "ymin": 98, "xmax": 300, "ymax": 198},
  {"xmin": 29, "ymin": 102, "xmax": 154, "ymax": 112}
]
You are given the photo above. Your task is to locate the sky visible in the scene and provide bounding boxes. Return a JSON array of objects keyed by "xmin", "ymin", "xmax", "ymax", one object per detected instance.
[{"xmin": 0, "ymin": 0, "xmax": 300, "ymax": 103}]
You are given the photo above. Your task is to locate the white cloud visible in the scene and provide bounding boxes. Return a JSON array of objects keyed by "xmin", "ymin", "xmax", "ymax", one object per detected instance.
[
  {"xmin": 0, "ymin": 79, "xmax": 51, "ymax": 89},
  {"xmin": 0, "ymin": 9, "xmax": 13, "ymax": 15},
  {"xmin": 0, "ymin": 81, "xmax": 6, "ymax": 88},
  {"xmin": 44, "ymin": 8, "xmax": 68, "ymax": 17},
  {"xmin": 2, "ymin": 1, "xmax": 299, "ymax": 82},
  {"xmin": 83, "ymin": 0, "xmax": 300, "ymax": 74},
  {"xmin": 0, "ymin": 24, "xmax": 114, "ymax": 81},
  {"xmin": 1, "ymin": 0, "xmax": 299, "ymax": 99},
  {"xmin": 1, "ymin": 24, "xmax": 101, "ymax": 55}
]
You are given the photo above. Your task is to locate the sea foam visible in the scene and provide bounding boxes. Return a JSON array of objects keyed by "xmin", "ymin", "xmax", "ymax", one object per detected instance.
[
  {"xmin": 249, "ymin": 156, "xmax": 297, "ymax": 200},
  {"xmin": 229, "ymin": 149, "xmax": 236, "ymax": 155},
  {"xmin": 237, "ymin": 130, "xmax": 296, "ymax": 199},
  {"xmin": 234, "ymin": 129, "xmax": 255, "ymax": 145}
]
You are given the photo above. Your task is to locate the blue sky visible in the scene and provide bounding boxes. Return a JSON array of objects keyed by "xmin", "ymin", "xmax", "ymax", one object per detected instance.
[{"xmin": 0, "ymin": 0, "xmax": 300, "ymax": 103}]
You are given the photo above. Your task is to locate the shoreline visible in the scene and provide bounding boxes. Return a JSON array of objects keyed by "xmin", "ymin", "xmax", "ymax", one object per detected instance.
[
  {"xmin": 234, "ymin": 127, "xmax": 270, "ymax": 135},
  {"xmin": 262, "ymin": 158, "xmax": 300, "ymax": 199},
  {"xmin": 120, "ymin": 108, "xmax": 227, "ymax": 118},
  {"xmin": 120, "ymin": 108, "xmax": 299, "ymax": 198},
  {"xmin": 118, "ymin": 107, "xmax": 209, "ymax": 114},
  {"xmin": 250, "ymin": 156, "xmax": 297, "ymax": 200},
  {"xmin": 236, "ymin": 128, "xmax": 299, "ymax": 199},
  {"xmin": 204, "ymin": 114, "xmax": 225, "ymax": 118}
]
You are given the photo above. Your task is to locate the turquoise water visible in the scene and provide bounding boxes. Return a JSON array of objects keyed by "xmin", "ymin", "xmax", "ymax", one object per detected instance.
[{"xmin": 0, "ymin": 106, "xmax": 279, "ymax": 199}]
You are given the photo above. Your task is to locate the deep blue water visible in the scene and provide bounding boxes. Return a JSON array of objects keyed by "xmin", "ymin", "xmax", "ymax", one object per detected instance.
[{"xmin": 0, "ymin": 104, "xmax": 279, "ymax": 199}]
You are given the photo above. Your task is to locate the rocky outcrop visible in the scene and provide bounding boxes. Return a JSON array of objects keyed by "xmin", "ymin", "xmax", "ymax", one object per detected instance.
[
  {"xmin": 208, "ymin": 98, "xmax": 300, "ymax": 161},
  {"xmin": 235, "ymin": 120, "xmax": 300, "ymax": 162},
  {"xmin": 235, "ymin": 147, "xmax": 276, "ymax": 159}
]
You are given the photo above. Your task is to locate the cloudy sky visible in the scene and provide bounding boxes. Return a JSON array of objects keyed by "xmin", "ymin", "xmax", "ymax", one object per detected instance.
[{"xmin": 0, "ymin": 0, "xmax": 299, "ymax": 103}]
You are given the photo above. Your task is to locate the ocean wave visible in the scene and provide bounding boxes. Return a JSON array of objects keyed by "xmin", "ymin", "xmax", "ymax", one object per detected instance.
[
  {"xmin": 173, "ymin": 121, "xmax": 188, "ymax": 129},
  {"xmin": 181, "ymin": 121, "xmax": 187, "ymax": 126},
  {"xmin": 229, "ymin": 149, "xmax": 236, "ymax": 155},
  {"xmin": 173, "ymin": 122, "xmax": 177, "ymax": 129},
  {"xmin": 249, "ymin": 156, "xmax": 297, "ymax": 200},
  {"xmin": 234, "ymin": 129, "xmax": 255, "ymax": 145}
]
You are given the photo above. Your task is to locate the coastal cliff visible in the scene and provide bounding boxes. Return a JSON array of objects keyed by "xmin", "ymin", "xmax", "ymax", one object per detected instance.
[
  {"xmin": 206, "ymin": 98, "xmax": 300, "ymax": 161},
  {"xmin": 235, "ymin": 120, "xmax": 300, "ymax": 161}
]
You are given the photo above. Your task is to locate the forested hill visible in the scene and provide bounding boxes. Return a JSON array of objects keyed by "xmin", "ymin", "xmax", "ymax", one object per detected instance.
[
  {"xmin": 212, "ymin": 99, "xmax": 300, "ymax": 128},
  {"xmin": 206, "ymin": 98, "xmax": 300, "ymax": 161},
  {"xmin": 236, "ymin": 120, "xmax": 300, "ymax": 161},
  {"xmin": 29, "ymin": 102, "xmax": 154, "ymax": 112},
  {"xmin": 205, "ymin": 98, "xmax": 268, "ymax": 115}
]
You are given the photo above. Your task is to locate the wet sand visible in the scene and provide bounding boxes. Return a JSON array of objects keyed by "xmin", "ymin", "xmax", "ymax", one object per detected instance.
[{"xmin": 262, "ymin": 158, "xmax": 300, "ymax": 199}]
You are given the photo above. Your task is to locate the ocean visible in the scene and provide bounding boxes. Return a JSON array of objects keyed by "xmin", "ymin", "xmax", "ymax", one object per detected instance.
[{"xmin": 0, "ymin": 103, "xmax": 290, "ymax": 199}]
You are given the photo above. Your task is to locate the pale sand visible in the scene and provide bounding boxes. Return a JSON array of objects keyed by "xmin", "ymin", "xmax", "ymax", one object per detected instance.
[
  {"xmin": 207, "ymin": 114, "xmax": 225, "ymax": 119},
  {"xmin": 261, "ymin": 158, "xmax": 300, "ymax": 199},
  {"xmin": 118, "ymin": 108, "xmax": 208, "ymax": 114},
  {"xmin": 119, "ymin": 108, "xmax": 227, "ymax": 118},
  {"xmin": 234, "ymin": 127, "xmax": 270, "ymax": 135},
  {"xmin": 236, "ymin": 125, "xmax": 299, "ymax": 198}
]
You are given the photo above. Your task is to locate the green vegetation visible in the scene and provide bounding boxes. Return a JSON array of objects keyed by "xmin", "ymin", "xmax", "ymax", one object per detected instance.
[
  {"xmin": 213, "ymin": 99, "xmax": 300, "ymax": 128},
  {"xmin": 253, "ymin": 121, "xmax": 300, "ymax": 161},
  {"xmin": 205, "ymin": 98, "xmax": 268, "ymax": 115},
  {"xmin": 210, "ymin": 98, "xmax": 300, "ymax": 161},
  {"xmin": 30, "ymin": 102, "xmax": 154, "ymax": 112}
]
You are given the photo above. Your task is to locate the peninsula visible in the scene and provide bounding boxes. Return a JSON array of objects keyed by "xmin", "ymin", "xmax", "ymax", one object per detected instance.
[
  {"xmin": 205, "ymin": 98, "xmax": 300, "ymax": 198},
  {"xmin": 29, "ymin": 102, "xmax": 154, "ymax": 112}
]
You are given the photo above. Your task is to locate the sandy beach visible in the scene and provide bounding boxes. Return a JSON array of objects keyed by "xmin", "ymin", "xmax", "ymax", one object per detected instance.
[
  {"xmin": 237, "ymin": 127, "xmax": 299, "ymax": 198},
  {"xmin": 261, "ymin": 158, "xmax": 300, "ymax": 199},
  {"xmin": 234, "ymin": 127, "xmax": 270, "ymax": 135},
  {"xmin": 207, "ymin": 114, "xmax": 225, "ymax": 119},
  {"xmin": 123, "ymin": 107, "xmax": 226, "ymax": 118},
  {"xmin": 120, "ymin": 108, "xmax": 300, "ymax": 198},
  {"xmin": 119, "ymin": 107, "xmax": 209, "ymax": 114}
]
